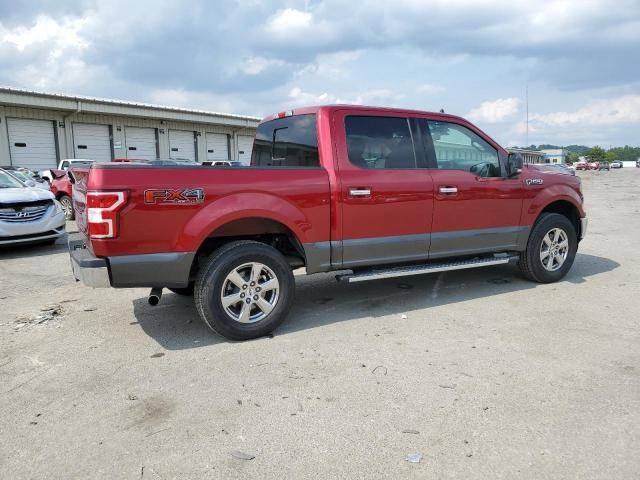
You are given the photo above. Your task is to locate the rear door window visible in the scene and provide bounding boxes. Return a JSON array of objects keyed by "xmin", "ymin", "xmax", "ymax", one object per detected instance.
[
  {"xmin": 251, "ymin": 114, "xmax": 319, "ymax": 167},
  {"xmin": 345, "ymin": 116, "xmax": 417, "ymax": 169}
]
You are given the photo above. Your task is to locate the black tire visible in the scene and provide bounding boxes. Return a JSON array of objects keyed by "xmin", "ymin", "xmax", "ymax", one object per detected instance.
[
  {"xmin": 518, "ymin": 213, "xmax": 577, "ymax": 283},
  {"xmin": 59, "ymin": 195, "xmax": 75, "ymax": 221},
  {"xmin": 194, "ymin": 241, "xmax": 295, "ymax": 340},
  {"xmin": 168, "ymin": 284, "xmax": 194, "ymax": 296}
]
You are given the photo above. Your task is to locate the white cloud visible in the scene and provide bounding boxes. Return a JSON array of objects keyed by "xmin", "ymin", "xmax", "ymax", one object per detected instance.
[
  {"xmin": 288, "ymin": 87, "xmax": 337, "ymax": 105},
  {"xmin": 287, "ymin": 87, "xmax": 404, "ymax": 107},
  {"xmin": 467, "ymin": 97, "xmax": 521, "ymax": 123},
  {"xmin": 0, "ymin": 15, "xmax": 88, "ymax": 52},
  {"xmin": 266, "ymin": 9, "xmax": 313, "ymax": 38},
  {"xmin": 240, "ymin": 56, "xmax": 285, "ymax": 75},
  {"xmin": 531, "ymin": 94, "xmax": 640, "ymax": 127}
]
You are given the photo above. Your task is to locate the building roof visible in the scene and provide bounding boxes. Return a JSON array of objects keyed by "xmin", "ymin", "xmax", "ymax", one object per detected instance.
[
  {"xmin": 0, "ymin": 86, "xmax": 260, "ymax": 128},
  {"xmin": 507, "ymin": 148, "xmax": 545, "ymax": 156}
]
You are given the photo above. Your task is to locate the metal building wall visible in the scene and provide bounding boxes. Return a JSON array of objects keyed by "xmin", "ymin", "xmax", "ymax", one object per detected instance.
[{"xmin": 0, "ymin": 103, "xmax": 257, "ymax": 166}]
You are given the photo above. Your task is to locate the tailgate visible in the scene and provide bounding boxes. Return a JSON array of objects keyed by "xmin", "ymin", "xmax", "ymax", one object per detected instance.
[{"xmin": 68, "ymin": 167, "xmax": 90, "ymax": 236}]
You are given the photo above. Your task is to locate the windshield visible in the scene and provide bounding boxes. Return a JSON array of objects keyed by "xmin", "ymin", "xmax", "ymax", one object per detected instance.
[
  {"xmin": 0, "ymin": 170, "xmax": 25, "ymax": 188},
  {"xmin": 8, "ymin": 170, "xmax": 31, "ymax": 183}
]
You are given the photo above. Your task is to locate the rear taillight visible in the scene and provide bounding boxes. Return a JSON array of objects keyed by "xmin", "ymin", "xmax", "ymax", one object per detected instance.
[{"xmin": 86, "ymin": 191, "xmax": 128, "ymax": 239}]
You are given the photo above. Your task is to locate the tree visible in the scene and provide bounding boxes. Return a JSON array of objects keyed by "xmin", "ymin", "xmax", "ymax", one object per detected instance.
[
  {"xmin": 586, "ymin": 146, "xmax": 606, "ymax": 162},
  {"xmin": 567, "ymin": 152, "xmax": 580, "ymax": 164},
  {"xmin": 604, "ymin": 151, "xmax": 617, "ymax": 162}
]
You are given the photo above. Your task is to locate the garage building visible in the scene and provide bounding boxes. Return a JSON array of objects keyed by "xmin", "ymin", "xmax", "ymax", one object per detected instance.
[{"xmin": 0, "ymin": 87, "xmax": 259, "ymax": 170}]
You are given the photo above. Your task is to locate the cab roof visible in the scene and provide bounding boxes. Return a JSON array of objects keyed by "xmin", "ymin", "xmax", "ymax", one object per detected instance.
[{"xmin": 260, "ymin": 104, "xmax": 468, "ymax": 125}]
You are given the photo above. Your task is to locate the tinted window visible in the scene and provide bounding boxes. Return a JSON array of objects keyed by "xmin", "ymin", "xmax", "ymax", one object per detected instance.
[
  {"xmin": 251, "ymin": 114, "xmax": 319, "ymax": 167},
  {"xmin": 427, "ymin": 121, "xmax": 500, "ymax": 177},
  {"xmin": 345, "ymin": 116, "xmax": 416, "ymax": 169}
]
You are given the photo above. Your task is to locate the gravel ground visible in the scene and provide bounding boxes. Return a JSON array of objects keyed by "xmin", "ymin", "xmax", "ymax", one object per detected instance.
[{"xmin": 1, "ymin": 169, "xmax": 639, "ymax": 479}]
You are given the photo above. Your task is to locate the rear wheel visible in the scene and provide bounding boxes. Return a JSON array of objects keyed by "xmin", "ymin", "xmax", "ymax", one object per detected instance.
[
  {"xmin": 59, "ymin": 195, "xmax": 74, "ymax": 221},
  {"xmin": 518, "ymin": 213, "xmax": 577, "ymax": 283},
  {"xmin": 194, "ymin": 241, "xmax": 295, "ymax": 340}
]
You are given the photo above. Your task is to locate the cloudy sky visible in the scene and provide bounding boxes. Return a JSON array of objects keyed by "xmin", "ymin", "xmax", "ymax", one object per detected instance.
[{"xmin": 1, "ymin": 0, "xmax": 639, "ymax": 147}]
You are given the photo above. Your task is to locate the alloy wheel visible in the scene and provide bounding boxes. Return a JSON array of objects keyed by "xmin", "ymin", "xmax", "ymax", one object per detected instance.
[
  {"xmin": 539, "ymin": 228, "xmax": 569, "ymax": 272},
  {"xmin": 220, "ymin": 262, "xmax": 280, "ymax": 323}
]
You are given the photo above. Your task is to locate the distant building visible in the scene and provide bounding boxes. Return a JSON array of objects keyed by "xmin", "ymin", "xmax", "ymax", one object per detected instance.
[
  {"xmin": 540, "ymin": 148, "xmax": 568, "ymax": 164},
  {"xmin": 0, "ymin": 87, "xmax": 260, "ymax": 171},
  {"xmin": 507, "ymin": 148, "xmax": 546, "ymax": 164}
]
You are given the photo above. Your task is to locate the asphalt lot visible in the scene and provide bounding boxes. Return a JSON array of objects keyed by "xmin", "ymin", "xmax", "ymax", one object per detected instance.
[{"xmin": 1, "ymin": 169, "xmax": 639, "ymax": 479}]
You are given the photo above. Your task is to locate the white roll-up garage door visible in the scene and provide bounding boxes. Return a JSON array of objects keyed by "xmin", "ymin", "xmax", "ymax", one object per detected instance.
[
  {"xmin": 7, "ymin": 118, "xmax": 57, "ymax": 170},
  {"xmin": 237, "ymin": 135, "xmax": 254, "ymax": 165},
  {"xmin": 206, "ymin": 133, "xmax": 229, "ymax": 161},
  {"xmin": 169, "ymin": 130, "xmax": 196, "ymax": 161},
  {"xmin": 73, "ymin": 123, "xmax": 112, "ymax": 162},
  {"xmin": 125, "ymin": 127, "xmax": 157, "ymax": 160}
]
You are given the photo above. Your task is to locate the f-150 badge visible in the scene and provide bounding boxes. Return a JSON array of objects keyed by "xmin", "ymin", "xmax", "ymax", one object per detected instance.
[
  {"xmin": 525, "ymin": 178, "xmax": 544, "ymax": 186},
  {"xmin": 144, "ymin": 188, "xmax": 205, "ymax": 204}
]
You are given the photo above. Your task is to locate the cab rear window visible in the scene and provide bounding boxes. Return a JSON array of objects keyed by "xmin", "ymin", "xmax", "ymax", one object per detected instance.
[{"xmin": 251, "ymin": 114, "xmax": 319, "ymax": 167}]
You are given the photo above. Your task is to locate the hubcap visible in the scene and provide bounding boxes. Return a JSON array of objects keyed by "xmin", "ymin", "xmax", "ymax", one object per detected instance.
[
  {"xmin": 61, "ymin": 198, "xmax": 72, "ymax": 218},
  {"xmin": 220, "ymin": 262, "xmax": 280, "ymax": 323},
  {"xmin": 539, "ymin": 228, "xmax": 569, "ymax": 272}
]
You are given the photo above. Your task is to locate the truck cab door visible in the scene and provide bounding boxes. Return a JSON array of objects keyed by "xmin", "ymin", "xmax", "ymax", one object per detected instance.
[
  {"xmin": 419, "ymin": 119, "xmax": 525, "ymax": 258},
  {"xmin": 332, "ymin": 110, "xmax": 434, "ymax": 268}
]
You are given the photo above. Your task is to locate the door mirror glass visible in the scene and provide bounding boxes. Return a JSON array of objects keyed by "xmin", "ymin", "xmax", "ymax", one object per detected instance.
[{"xmin": 507, "ymin": 152, "xmax": 523, "ymax": 176}]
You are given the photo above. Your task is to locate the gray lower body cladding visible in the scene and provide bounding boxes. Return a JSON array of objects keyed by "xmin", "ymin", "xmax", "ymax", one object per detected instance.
[
  {"xmin": 303, "ymin": 226, "xmax": 531, "ymax": 273},
  {"xmin": 108, "ymin": 252, "xmax": 195, "ymax": 288},
  {"xmin": 70, "ymin": 225, "xmax": 535, "ymax": 288},
  {"xmin": 69, "ymin": 233, "xmax": 194, "ymax": 288}
]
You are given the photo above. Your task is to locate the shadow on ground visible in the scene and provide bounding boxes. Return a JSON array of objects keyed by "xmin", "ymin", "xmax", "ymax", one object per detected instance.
[
  {"xmin": 132, "ymin": 253, "xmax": 619, "ymax": 350},
  {"xmin": 0, "ymin": 233, "xmax": 71, "ymax": 260}
]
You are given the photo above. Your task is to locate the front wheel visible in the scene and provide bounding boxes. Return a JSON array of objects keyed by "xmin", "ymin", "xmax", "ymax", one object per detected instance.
[
  {"xmin": 59, "ymin": 195, "xmax": 74, "ymax": 221},
  {"xmin": 194, "ymin": 241, "xmax": 295, "ymax": 340},
  {"xmin": 518, "ymin": 213, "xmax": 578, "ymax": 283}
]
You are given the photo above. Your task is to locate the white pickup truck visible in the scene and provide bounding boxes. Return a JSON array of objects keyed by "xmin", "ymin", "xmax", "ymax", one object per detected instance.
[{"xmin": 39, "ymin": 159, "xmax": 96, "ymax": 183}]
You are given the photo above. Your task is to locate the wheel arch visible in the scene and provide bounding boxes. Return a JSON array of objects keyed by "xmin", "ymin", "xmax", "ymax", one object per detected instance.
[
  {"xmin": 536, "ymin": 200, "xmax": 582, "ymax": 239},
  {"xmin": 195, "ymin": 216, "xmax": 307, "ymax": 263}
]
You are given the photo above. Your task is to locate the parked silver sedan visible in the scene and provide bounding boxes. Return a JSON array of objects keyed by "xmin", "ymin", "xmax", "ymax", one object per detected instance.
[{"xmin": 0, "ymin": 169, "xmax": 66, "ymax": 246}]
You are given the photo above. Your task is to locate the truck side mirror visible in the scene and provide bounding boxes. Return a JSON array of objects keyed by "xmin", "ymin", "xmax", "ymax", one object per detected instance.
[{"xmin": 507, "ymin": 152, "xmax": 523, "ymax": 177}]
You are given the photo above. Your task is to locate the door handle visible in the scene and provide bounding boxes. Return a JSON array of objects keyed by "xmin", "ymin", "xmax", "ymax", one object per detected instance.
[
  {"xmin": 438, "ymin": 186, "xmax": 458, "ymax": 194},
  {"xmin": 349, "ymin": 188, "xmax": 371, "ymax": 197}
]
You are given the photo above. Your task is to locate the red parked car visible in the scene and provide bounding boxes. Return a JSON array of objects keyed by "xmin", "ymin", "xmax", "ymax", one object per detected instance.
[
  {"xmin": 68, "ymin": 105, "xmax": 587, "ymax": 340},
  {"xmin": 49, "ymin": 169, "xmax": 74, "ymax": 220}
]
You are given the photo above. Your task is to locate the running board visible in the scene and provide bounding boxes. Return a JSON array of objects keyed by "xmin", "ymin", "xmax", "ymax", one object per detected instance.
[{"xmin": 337, "ymin": 254, "xmax": 518, "ymax": 283}]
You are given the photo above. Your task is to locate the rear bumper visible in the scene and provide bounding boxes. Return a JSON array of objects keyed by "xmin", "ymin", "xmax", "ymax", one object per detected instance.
[
  {"xmin": 69, "ymin": 234, "xmax": 110, "ymax": 288},
  {"xmin": 68, "ymin": 233, "xmax": 195, "ymax": 288}
]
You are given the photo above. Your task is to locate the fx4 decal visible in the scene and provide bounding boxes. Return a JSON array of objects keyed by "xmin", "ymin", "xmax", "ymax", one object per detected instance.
[
  {"xmin": 525, "ymin": 178, "xmax": 544, "ymax": 186},
  {"xmin": 144, "ymin": 188, "xmax": 205, "ymax": 205}
]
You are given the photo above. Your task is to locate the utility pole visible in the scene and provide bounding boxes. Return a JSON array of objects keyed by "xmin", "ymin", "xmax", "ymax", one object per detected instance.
[{"xmin": 525, "ymin": 83, "xmax": 529, "ymax": 148}]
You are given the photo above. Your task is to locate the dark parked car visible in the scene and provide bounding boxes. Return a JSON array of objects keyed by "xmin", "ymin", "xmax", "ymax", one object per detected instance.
[{"xmin": 599, "ymin": 162, "xmax": 610, "ymax": 171}]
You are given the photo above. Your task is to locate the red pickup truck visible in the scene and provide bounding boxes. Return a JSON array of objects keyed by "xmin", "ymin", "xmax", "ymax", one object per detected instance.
[{"xmin": 68, "ymin": 105, "xmax": 587, "ymax": 340}]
